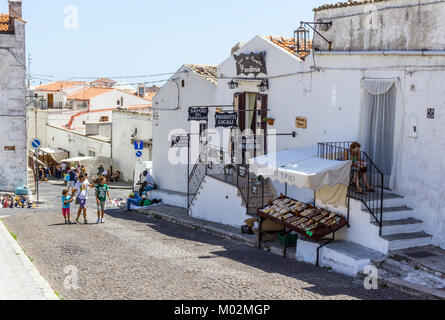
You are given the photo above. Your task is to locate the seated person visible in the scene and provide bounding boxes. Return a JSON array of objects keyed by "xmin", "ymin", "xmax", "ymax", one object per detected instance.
[
  {"xmin": 126, "ymin": 193, "xmax": 142, "ymax": 211},
  {"xmin": 139, "ymin": 170, "xmax": 157, "ymax": 196},
  {"xmin": 343, "ymin": 142, "xmax": 374, "ymax": 195}
]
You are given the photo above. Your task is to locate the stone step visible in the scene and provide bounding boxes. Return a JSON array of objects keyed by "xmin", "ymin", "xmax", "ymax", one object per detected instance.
[
  {"xmin": 320, "ymin": 240, "xmax": 384, "ymax": 277},
  {"xmin": 357, "ymin": 191, "xmax": 405, "ymax": 210},
  {"xmin": 382, "ymin": 232, "xmax": 432, "ymax": 251},
  {"xmin": 375, "ymin": 258, "xmax": 445, "ymax": 299},
  {"xmin": 389, "ymin": 246, "xmax": 445, "ymax": 279},
  {"xmin": 372, "ymin": 218, "xmax": 423, "ymax": 236},
  {"xmin": 365, "ymin": 206, "xmax": 413, "ymax": 221}
]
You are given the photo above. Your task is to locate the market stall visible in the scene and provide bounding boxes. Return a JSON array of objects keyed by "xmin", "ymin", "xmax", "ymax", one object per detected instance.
[{"xmin": 248, "ymin": 146, "xmax": 352, "ymax": 265}]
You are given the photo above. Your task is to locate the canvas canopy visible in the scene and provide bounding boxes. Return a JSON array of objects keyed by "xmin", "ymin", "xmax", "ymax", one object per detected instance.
[{"xmin": 248, "ymin": 146, "xmax": 352, "ymax": 207}]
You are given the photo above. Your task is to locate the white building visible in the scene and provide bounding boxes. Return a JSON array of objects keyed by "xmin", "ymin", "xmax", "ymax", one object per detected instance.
[
  {"xmin": 33, "ymin": 81, "xmax": 87, "ymax": 109},
  {"xmin": 151, "ymin": 0, "xmax": 445, "ymax": 274},
  {"xmin": 112, "ymin": 107, "xmax": 153, "ymax": 182},
  {"xmin": 151, "ymin": 64, "xmax": 217, "ymax": 207},
  {"xmin": 0, "ymin": 0, "xmax": 27, "ymax": 191}
]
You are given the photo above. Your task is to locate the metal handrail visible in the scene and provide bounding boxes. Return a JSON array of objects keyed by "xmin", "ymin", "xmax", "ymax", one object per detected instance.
[{"xmin": 318, "ymin": 142, "xmax": 384, "ymax": 236}]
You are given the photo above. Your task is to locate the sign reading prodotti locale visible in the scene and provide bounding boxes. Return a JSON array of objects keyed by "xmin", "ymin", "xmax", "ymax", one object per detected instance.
[
  {"xmin": 215, "ymin": 112, "xmax": 238, "ymax": 128},
  {"xmin": 234, "ymin": 52, "xmax": 267, "ymax": 76},
  {"xmin": 188, "ymin": 107, "xmax": 209, "ymax": 121}
]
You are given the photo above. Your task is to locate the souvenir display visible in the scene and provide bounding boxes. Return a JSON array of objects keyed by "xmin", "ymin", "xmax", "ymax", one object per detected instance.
[{"xmin": 257, "ymin": 194, "xmax": 347, "ymax": 241}]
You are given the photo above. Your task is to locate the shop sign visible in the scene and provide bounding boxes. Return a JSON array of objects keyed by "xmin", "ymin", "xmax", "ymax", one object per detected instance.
[
  {"xmin": 238, "ymin": 165, "xmax": 247, "ymax": 178},
  {"xmin": 171, "ymin": 135, "xmax": 188, "ymax": 148},
  {"xmin": 295, "ymin": 116, "xmax": 307, "ymax": 129},
  {"xmin": 234, "ymin": 52, "xmax": 267, "ymax": 76},
  {"xmin": 215, "ymin": 112, "xmax": 238, "ymax": 128},
  {"xmin": 188, "ymin": 107, "xmax": 208, "ymax": 121}
]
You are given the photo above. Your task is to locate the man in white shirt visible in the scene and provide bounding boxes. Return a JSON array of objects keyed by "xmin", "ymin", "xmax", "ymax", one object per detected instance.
[
  {"xmin": 139, "ymin": 170, "xmax": 157, "ymax": 196},
  {"xmin": 74, "ymin": 174, "xmax": 94, "ymax": 224}
]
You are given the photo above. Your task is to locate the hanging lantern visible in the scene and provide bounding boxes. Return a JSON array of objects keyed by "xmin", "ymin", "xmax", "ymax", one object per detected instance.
[
  {"xmin": 295, "ymin": 24, "xmax": 310, "ymax": 53},
  {"xmin": 228, "ymin": 80, "xmax": 238, "ymax": 89}
]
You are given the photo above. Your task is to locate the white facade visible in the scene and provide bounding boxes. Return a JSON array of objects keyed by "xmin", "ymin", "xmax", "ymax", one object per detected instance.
[
  {"xmin": 112, "ymin": 109, "xmax": 153, "ymax": 182},
  {"xmin": 47, "ymin": 125, "xmax": 111, "ymax": 159},
  {"xmin": 152, "ymin": 0, "xmax": 445, "ymax": 253},
  {"xmin": 0, "ymin": 14, "xmax": 27, "ymax": 191},
  {"xmin": 152, "ymin": 65, "xmax": 217, "ymax": 194}
]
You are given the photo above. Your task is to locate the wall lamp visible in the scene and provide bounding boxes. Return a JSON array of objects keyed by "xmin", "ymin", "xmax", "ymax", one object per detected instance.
[
  {"xmin": 258, "ymin": 79, "xmax": 269, "ymax": 92},
  {"xmin": 228, "ymin": 80, "xmax": 239, "ymax": 90}
]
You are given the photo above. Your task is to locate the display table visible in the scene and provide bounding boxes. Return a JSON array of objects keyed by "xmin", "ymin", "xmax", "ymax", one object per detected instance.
[{"xmin": 256, "ymin": 195, "xmax": 347, "ymax": 264}]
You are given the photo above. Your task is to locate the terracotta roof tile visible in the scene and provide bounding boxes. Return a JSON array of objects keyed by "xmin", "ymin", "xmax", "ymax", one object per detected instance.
[
  {"xmin": 268, "ymin": 36, "xmax": 312, "ymax": 60},
  {"xmin": 0, "ymin": 14, "xmax": 13, "ymax": 33},
  {"xmin": 67, "ymin": 87, "xmax": 115, "ymax": 101},
  {"xmin": 185, "ymin": 64, "xmax": 217, "ymax": 85},
  {"xmin": 313, "ymin": 0, "xmax": 389, "ymax": 12},
  {"xmin": 34, "ymin": 81, "xmax": 86, "ymax": 92}
]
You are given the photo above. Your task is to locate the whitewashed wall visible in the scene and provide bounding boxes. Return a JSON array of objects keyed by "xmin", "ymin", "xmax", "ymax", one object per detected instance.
[
  {"xmin": 47, "ymin": 125, "xmax": 111, "ymax": 158},
  {"xmin": 90, "ymin": 90, "xmax": 148, "ymax": 111},
  {"xmin": 152, "ymin": 66, "xmax": 217, "ymax": 193},
  {"xmin": 112, "ymin": 110, "xmax": 152, "ymax": 182}
]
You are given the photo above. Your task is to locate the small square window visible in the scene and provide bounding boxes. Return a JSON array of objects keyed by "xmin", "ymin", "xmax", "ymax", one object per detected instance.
[{"xmin": 4, "ymin": 146, "xmax": 15, "ymax": 151}]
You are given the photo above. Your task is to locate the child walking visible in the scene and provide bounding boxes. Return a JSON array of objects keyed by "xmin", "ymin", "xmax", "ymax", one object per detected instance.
[
  {"xmin": 95, "ymin": 177, "xmax": 111, "ymax": 224},
  {"xmin": 61, "ymin": 189, "xmax": 74, "ymax": 224}
]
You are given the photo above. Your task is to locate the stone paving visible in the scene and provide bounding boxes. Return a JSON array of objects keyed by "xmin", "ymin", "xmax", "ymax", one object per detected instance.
[
  {"xmin": 0, "ymin": 181, "xmax": 415, "ymax": 300},
  {"xmin": 0, "ymin": 220, "xmax": 58, "ymax": 300}
]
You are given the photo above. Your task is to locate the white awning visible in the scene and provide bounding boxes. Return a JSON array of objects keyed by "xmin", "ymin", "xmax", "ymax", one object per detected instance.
[{"xmin": 248, "ymin": 146, "xmax": 352, "ymax": 191}]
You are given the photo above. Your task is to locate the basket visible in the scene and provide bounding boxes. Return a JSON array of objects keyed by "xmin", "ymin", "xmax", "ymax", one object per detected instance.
[{"xmin": 278, "ymin": 231, "xmax": 298, "ymax": 247}]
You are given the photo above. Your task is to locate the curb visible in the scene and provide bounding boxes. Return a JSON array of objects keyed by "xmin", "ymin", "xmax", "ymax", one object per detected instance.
[
  {"xmin": 0, "ymin": 220, "xmax": 59, "ymax": 300},
  {"xmin": 136, "ymin": 208, "xmax": 297, "ymax": 261}
]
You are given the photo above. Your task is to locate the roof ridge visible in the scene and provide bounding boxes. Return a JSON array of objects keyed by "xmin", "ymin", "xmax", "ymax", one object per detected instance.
[{"xmin": 314, "ymin": 0, "xmax": 389, "ymax": 12}]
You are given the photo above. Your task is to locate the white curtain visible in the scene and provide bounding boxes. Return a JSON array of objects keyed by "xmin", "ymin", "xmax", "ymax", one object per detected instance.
[{"xmin": 359, "ymin": 78, "xmax": 402, "ymax": 190}]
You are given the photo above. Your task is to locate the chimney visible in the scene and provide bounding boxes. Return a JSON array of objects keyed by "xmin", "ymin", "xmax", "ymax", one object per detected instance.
[{"xmin": 9, "ymin": 0, "xmax": 22, "ymax": 19}]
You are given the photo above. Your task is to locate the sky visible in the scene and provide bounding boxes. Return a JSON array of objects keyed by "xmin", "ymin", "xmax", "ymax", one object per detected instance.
[{"xmin": 0, "ymin": 0, "xmax": 340, "ymax": 86}]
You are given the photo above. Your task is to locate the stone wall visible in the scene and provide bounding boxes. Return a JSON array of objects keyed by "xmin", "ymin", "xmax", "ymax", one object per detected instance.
[
  {"xmin": 0, "ymin": 19, "xmax": 27, "ymax": 191},
  {"xmin": 313, "ymin": 0, "xmax": 445, "ymax": 51}
]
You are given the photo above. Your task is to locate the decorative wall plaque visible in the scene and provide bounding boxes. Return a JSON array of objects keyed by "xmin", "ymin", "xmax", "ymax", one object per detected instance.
[
  {"xmin": 234, "ymin": 52, "xmax": 267, "ymax": 76},
  {"xmin": 295, "ymin": 117, "xmax": 307, "ymax": 129}
]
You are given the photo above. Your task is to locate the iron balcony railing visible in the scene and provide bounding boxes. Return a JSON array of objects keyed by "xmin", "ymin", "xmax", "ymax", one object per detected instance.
[
  {"xmin": 318, "ymin": 142, "xmax": 384, "ymax": 235},
  {"xmin": 187, "ymin": 144, "xmax": 267, "ymax": 215}
]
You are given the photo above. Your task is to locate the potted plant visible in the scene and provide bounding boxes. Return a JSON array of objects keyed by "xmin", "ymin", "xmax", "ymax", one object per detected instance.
[{"xmin": 262, "ymin": 116, "xmax": 275, "ymax": 126}]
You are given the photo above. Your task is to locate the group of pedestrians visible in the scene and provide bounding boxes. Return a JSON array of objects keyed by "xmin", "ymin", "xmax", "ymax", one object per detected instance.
[{"xmin": 60, "ymin": 164, "xmax": 112, "ymax": 225}]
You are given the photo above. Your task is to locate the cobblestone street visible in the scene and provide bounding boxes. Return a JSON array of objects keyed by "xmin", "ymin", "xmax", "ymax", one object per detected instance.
[{"xmin": 0, "ymin": 181, "xmax": 413, "ymax": 300}]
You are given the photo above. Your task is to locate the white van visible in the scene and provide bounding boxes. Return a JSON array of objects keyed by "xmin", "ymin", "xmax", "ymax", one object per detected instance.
[{"xmin": 133, "ymin": 161, "xmax": 153, "ymax": 191}]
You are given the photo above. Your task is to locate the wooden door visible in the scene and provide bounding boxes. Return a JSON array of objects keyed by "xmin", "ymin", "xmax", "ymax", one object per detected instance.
[{"xmin": 47, "ymin": 94, "xmax": 54, "ymax": 108}]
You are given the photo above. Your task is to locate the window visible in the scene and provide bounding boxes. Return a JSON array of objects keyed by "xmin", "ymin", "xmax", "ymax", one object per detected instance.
[
  {"xmin": 78, "ymin": 152, "xmax": 85, "ymax": 157},
  {"xmin": 100, "ymin": 116, "xmax": 109, "ymax": 122},
  {"xmin": 4, "ymin": 146, "xmax": 15, "ymax": 151},
  {"xmin": 181, "ymin": 80, "xmax": 185, "ymax": 88},
  {"xmin": 117, "ymin": 100, "xmax": 121, "ymax": 106},
  {"xmin": 88, "ymin": 150, "xmax": 96, "ymax": 157}
]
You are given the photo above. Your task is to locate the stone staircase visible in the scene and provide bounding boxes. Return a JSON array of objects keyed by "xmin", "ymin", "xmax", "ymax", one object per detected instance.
[
  {"xmin": 364, "ymin": 190, "xmax": 432, "ymax": 251},
  {"xmin": 27, "ymin": 167, "xmax": 37, "ymax": 199}
]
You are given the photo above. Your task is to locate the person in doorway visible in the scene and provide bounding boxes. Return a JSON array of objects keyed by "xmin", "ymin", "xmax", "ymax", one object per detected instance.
[
  {"xmin": 139, "ymin": 170, "xmax": 157, "ymax": 197},
  {"xmin": 95, "ymin": 177, "xmax": 112, "ymax": 224},
  {"xmin": 61, "ymin": 189, "xmax": 74, "ymax": 224},
  {"xmin": 344, "ymin": 142, "xmax": 375, "ymax": 195},
  {"xmin": 74, "ymin": 174, "xmax": 94, "ymax": 224}
]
